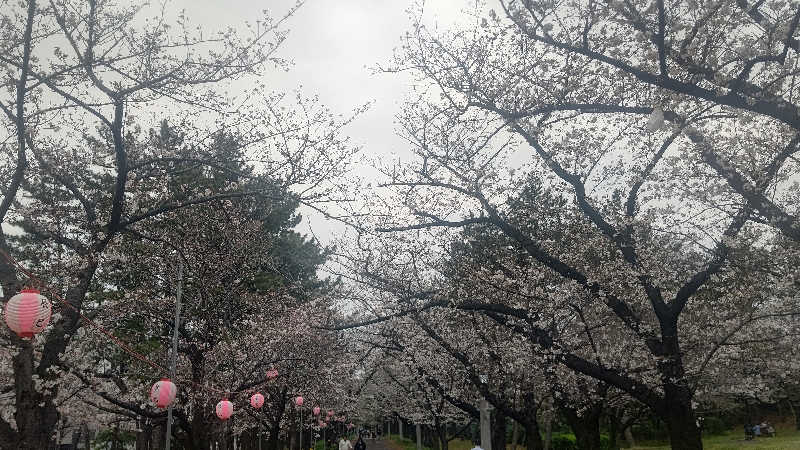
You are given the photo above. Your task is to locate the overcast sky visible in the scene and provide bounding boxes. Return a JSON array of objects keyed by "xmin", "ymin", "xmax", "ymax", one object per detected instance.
[{"xmin": 168, "ymin": 0, "xmax": 474, "ymax": 241}]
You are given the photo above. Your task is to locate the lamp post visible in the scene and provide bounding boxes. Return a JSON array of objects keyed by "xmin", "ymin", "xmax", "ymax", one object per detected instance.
[{"xmin": 479, "ymin": 374, "xmax": 491, "ymax": 450}]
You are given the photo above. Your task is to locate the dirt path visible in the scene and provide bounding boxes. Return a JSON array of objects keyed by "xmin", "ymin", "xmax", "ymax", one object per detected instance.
[{"xmin": 367, "ymin": 437, "xmax": 401, "ymax": 450}]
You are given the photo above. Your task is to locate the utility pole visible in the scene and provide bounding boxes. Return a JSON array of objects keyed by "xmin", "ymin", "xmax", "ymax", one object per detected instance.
[
  {"xmin": 165, "ymin": 259, "xmax": 184, "ymax": 450},
  {"xmin": 479, "ymin": 373, "xmax": 491, "ymax": 450},
  {"xmin": 480, "ymin": 399, "xmax": 491, "ymax": 450}
]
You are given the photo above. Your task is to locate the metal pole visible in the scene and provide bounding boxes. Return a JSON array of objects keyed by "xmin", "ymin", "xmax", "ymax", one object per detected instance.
[
  {"xmin": 480, "ymin": 398, "xmax": 491, "ymax": 450},
  {"xmin": 165, "ymin": 259, "xmax": 184, "ymax": 450},
  {"xmin": 299, "ymin": 405, "xmax": 303, "ymax": 450},
  {"xmin": 259, "ymin": 421, "xmax": 262, "ymax": 450}
]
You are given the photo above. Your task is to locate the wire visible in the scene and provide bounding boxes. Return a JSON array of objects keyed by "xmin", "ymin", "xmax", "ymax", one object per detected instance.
[{"xmin": 0, "ymin": 248, "xmax": 276, "ymax": 400}]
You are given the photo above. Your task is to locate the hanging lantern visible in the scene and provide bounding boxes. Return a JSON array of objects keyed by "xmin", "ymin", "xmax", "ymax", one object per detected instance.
[
  {"xmin": 250, "ymin": 392, "xmax": 265, "ymax": 409},
  {"xmin": 313, "ymin": 406, "xmax": 321, "ymax": 416},
  {"xmin": 216, "ymin": 399, "xmax": 234, "ymax": 420},
  {"xmin": 294, "ymin": 396, "xmax": 304, "ymax": 406},
  {"xmin": 327, "ymin": 409, "xmax": 334, "ymax": 417},
  {"xmin": 266, "ymin": 368, "xmax": 279, "ymax": 380},
  {"xmin": 3, "ymin": 289, "xmax": 52, "ymax": 338},
  {"xmin": 149, "ymin": 378, "xmax": 177, "ymax": 408}
]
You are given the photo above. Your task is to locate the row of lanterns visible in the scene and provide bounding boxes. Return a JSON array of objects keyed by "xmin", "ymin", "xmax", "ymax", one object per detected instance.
[
  {"xmin": 148, "ymin": 372, "xmax": 344, "ymax": 423},
  {"xmin": 2, "ymin": 290, "xmax": 350, "ymax": 425}
]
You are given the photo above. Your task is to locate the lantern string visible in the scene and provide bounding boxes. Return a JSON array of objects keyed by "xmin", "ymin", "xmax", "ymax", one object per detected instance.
[{"xmin": 0, "ymin": 248, "xmax": 271, "ymax": 398}]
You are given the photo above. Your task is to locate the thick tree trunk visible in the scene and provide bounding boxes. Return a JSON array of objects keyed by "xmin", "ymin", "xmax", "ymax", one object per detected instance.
[
  {"xmin": 623, "ymin": 427, "xmax": 635, "ymax": 448},
  {"xmin": 438, "ymin": 427, "xmax": 449, "ymax": 450},
  {"xmin": 562, "ymin": 406, "xmax": 602, "ymax": 450},
  {"xmin": 12, "ymin": 340, "xmax": 60, "ymax": 450},
  {"xmin": 268, "ymin": 418, "xmax": 282, "ymax": 450},
  {"xmin": 663, "ymin": 391, "xmax": 702, "ymax": 450},
  {"xmin": 492, "ymin": 408, "xmax": 506, "ymax": 450},
  {"xmin": 658, "ymin": 321, "xmax": 703, "ymax": 450},
  {"xmin": 137, "ymin": 418, "xmax": 153, "ymax": 450},
  {"xmin": 190, "ymin": 351, "xmax": 211, "ymax": 450},
  {"xmin": 511, "ymin": 419, "xmax": 518, "ymax": 450},
  {"xmin": 523, "ymin": 419, "xmax": 544, "ymax": 450},
  {"xmin": 607, "ymin": 411, "xmax": 619, "ymax": 450},
  {"xmin": 788, "ymin": 401, "xmax": 800, "ymax": 431}
]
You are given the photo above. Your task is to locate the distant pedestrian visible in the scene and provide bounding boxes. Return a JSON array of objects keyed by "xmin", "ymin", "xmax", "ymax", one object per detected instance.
[
  {"xmin": 753, "ymin": 423, "xmax": 761, "ymax": 437},
  {"xmin": 339, "ymin": 436, "xmax": 352, "ymax": 450},
  {"xmin": 355, "ymin": 436, "xmax": 366, "ymax": 450}
]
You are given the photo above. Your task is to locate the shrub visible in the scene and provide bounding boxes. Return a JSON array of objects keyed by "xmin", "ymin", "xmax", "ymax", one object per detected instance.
[
  {"xmin": 702, "ymin": 417, "xmax": 727, "ymax": 436},
  {"xmin": 550, "ymin": 433, "xmax": 577, "ymax": 450},
  {"xmin": 549, "ymin": 432, "xmax": 613, "ymax": 450}
]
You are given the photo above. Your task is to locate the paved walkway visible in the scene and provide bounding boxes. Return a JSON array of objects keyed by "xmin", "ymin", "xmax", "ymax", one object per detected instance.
[{"xmin": 365, "ymin": 438, "xmax": 396, "ymax": 450}]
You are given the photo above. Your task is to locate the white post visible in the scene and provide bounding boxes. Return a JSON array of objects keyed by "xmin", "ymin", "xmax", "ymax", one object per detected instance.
[
  {"xmin": 165, "ymin": 259, "xmax": 184, "ymax": 450},
  {"xmin": 480, "ymin": 399, "xmax": 492, "ymax": 450}
]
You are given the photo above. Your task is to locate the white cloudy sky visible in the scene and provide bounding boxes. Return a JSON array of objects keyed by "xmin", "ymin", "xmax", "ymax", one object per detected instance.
[{"xmin": 168, "ymin": 0, "xmax": 476, "ymax": 241}]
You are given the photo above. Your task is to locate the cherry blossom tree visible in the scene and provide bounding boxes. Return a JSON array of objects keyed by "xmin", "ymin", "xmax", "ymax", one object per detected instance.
[
  {"xmin": 355, "ymin": 1, "xmax": 800, "ymax": 448},
  {"xmin": 0, "ymin": 1, "xmax": 362, "ymax": 448}
]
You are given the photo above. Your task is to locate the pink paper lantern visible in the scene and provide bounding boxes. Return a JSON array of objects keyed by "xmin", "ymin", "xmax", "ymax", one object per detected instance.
[
  {"xmin": 149, "ymin": 378, "xmax": 177, "ymax": 408},
  {"xmin": 251, "ymin": 392, "xmax": 265, "ymax": 409},
  {"xmin": 313, "ymin": 406, "xmax": 321, "ymax": 416},
  {"xmin": 327, "ymin": 409, "xmax": 334, "ymax": 417},
  {"xmin": 3, "ymin": 289, "xmax": 52, "ymax": 338},
  {"xmin": 216, "ymin": 399, "xmax": 234, "ymax": 420},
  {"xmin": 266, "ymin": 368, "xmax": 279, "ymax": 380},
  {"xmin": 294, "ymin": 396, "xmax": 304, "ymax": 406}
]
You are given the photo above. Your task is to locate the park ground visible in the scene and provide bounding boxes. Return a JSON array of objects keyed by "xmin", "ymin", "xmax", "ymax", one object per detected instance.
[{"xmin": 382, "ymin": 427, "xmax": 800, "ymax": 450}]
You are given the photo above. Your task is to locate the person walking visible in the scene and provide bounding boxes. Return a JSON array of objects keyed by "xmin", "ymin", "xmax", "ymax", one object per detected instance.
[
  {"xmin": 354, "ymin": 436, "xmax": 366, "ymax": 450},
  {"xmin": 339, "ymin": 436, "xmax": 353, "ymax": 450}
]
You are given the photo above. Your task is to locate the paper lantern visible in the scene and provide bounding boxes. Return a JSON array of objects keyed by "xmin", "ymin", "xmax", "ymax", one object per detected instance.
[
  {"xmin": 266, "ymin": 368, "xmax": 279, "ymax": 380},
  {"xmin": 216, "ymin": 399, "xmax": 234, "ymax": 420},
  {"xmin": 327, "ymin": 409, "xmax": 334, "ymax": 417},
  {"xmin": 150, "ymin": 378, "xmax": 177, "ymax": 408},
  {"xmin": 313, "ymin": 406, "xmax": 321, "ymax": 416},
  {"xmin": 294, "ymin": 396, "xmax": 304, "ymax": 406},
  {"xmin": 3, "ymin": 289, "xmax": 51, "ymax": 338},
  {"xmin": 251, "ymin": 392, "xmax": 265, "ymax": 409}
]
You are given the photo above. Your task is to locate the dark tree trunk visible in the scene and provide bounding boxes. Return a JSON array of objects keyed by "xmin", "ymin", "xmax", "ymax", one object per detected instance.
[
  {"xmin": 520, "ymin": 393, "xmax": 543, "ymax": 450},
  {"xmin": 607, "ymin": 410, "xmax": 620, "ymax": 450},
  {"xmin": 492, "ymin": 408, "xmax": 506, "ymax": 450},
  {"xmin": 436, "ymin": 422, "xmax": 448, "ymax": 450},
  {"xmin": 12, "ymin": 340, "xmax": 60, "ymax": 450},
  {"xmin": 137, "ymin": 418, "xmax": 153, "ymax": 450},
  {"xmin": 658, "ymin": 321, "xmax": 703, "ymax": 450},
  {"xmin": 663, "ymin": 389, "xmax": 702, "ymax": 450},
  {"xmin": 791, "ymin": 401, "xmax": 800, "ymax": 430},
  {"xmin": 561, "ymin": 405, "xmax": 602, "ymax": 450},
  {"xmin": 185, "ymin": 347, "xmax": 208, "ymax": 450},
  {"xmin": 523, "ymin": 419, "xmax": 544, "ymax": 450}
]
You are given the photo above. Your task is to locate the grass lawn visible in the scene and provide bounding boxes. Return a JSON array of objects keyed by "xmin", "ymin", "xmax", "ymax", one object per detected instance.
[
  {"xmin": 632, "ymin": 428, "xmax": 800, "ymax": 450},
  {"xmin": 390, "ymin": 428, "xmax": 800, "ymax": 450}
]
